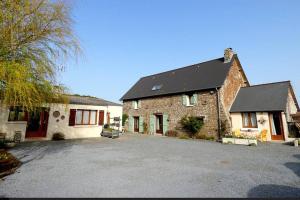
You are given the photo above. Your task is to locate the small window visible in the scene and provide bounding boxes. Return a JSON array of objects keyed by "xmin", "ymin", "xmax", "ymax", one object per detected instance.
[
  {"xmin": 186, "ymin": 94, "xmax": 195, "ymax": 106},
  {"xmin": 152, "ymin": 84, "xmax": 162, "ymax": 91},
  {"xmin": 242, "ymin": 112, "xmax": 257, "ymax": 128},
  {"xmin": 133, "ymin": 100, "xmax": 141, "ymax": 109},
  {"xmin": 8, "ymin": 107, "xmax": 26, "ymax": 121},
  {"xmin": 133, "ymin": 101, "xmax": 138, "ymax": 109}
]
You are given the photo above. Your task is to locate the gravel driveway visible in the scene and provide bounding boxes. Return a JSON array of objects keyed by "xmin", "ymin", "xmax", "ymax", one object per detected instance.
[{"xmin": 0, "ymin": 134, "xmax": 299, "ymax": 198}]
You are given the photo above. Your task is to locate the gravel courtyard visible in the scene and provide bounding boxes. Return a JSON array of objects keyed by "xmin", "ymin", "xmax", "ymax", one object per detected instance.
[{"xmin": 0, "ymin": 134, "xmax": 299, "ymax": 198}]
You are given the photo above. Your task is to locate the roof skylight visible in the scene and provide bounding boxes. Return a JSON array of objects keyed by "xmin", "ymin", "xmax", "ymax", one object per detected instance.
[{"xmin": 152, "ymin": 84, "xmax": 162, "ymax": 91}]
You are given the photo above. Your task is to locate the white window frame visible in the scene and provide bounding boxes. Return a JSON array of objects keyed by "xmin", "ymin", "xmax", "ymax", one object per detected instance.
[
  {"xmin": 186, "ymin": 94, "xmax": 195, "ymax": 107},
  {"xmin": 133, "ymin": 100, "xmax": 138, "ymax": 110}
]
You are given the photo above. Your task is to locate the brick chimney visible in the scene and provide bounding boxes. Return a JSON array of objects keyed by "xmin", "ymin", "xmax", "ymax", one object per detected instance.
[{"xmin": 224, "ymin": 48, "xmax": 234, "ymax": 63}]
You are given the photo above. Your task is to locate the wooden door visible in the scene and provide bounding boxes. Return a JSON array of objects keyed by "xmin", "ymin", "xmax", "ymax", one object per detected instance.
[
  {"xmin": 26, "ymin": 109, "xmax": 49, "ymax": 137},
  {"xmin": 269, "ymin": 112, "xmax": 284, "ymax": 140},
  {"xmin": 156, "ymin": 115, "xmax": 163, "ymax": 134},
  {"xmin": 134, "ymin": 117, "xmax": 139, "ymax": 132}
]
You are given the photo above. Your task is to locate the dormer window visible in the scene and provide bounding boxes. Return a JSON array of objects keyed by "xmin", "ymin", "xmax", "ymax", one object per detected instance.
[{"xmin": 152, "ymin": 84, "xmax": 162, "ymax": 91}]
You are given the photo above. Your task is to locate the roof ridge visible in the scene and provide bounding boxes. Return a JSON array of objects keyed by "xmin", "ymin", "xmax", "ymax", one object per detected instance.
[
  {"xmin": 140, "ymin": 57, "xmax": 225, "ymax": 79},
  {"xmin": 241, "ymin": 80, "xmax": 290, "ymax": 88}
]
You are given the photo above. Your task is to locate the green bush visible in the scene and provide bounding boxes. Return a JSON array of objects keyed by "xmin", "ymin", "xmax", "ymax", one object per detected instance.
[
  {"xmin": 104, "ymin": 124, "xmax": 110, "ymax": 129},
  {"xmin": 180, "ymin": 116, "xmax": 204, "ymax": 137},
  {"xmin": 122, "ymin": 114, "xmax": 128, "ymax": 126}
]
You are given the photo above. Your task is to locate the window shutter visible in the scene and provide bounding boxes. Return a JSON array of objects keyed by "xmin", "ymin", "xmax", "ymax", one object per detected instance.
[
  {"xmin": 132, "ymin": 101, "xmax": 135, "ymax": 109},
  {"xmin": 149, "ymin": 115, "xmax": 155, "ymax": 134},
  {"xmin": 191, "ymin": 94, "xmax": 197, "ymax": 105},
  {"xmin": 99, "ymin": 110, "xmax": 104, "ymax": 125},
  {"xmin": 139, "ymin": 116, "xmax": 144, "ymax": 133},
  {"xmin": 163, "ymin": 114, "xmax": 169, "ymax": 135},
  {"xmin": 128, "ymin": 115, "xmax": 134, "ymax": 132},
  {"xmin": 182, "ymin": 95, "xmax": 187, "ymax": 106},
  {"xmin": 69, "ymin": 109, "xmax": 76, "ymax": 126}
]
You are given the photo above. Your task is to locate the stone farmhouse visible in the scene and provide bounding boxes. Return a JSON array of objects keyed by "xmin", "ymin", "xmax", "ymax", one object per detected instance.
[{"xmin": 121, "ymin": 48, "xmax": 299, "ymax": 141}]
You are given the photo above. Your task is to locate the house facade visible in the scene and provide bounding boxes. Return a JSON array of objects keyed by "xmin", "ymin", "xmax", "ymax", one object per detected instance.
[
  {"xmin": 121, "ymin": 48, "xmax": 249, "ymax": 139},
  {"xmin": 0, "ymin": 95, "xmax": 122, "ymax": 141},
  {"xmin": 230, "ymin": 81, "xmax": 299, "ymax": 141}
]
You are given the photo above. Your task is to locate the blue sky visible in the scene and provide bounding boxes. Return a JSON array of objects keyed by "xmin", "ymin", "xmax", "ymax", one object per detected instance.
[{"xmin": 60, "ymin": 0, "xmax": 300, "ymax": 103}]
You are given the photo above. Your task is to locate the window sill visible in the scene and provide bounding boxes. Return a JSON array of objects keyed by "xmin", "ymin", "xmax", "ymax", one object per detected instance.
[
  {"xmin": 74, "ymin": 125, "xmax": 99, "ymax": 128},
  {"xmin": 7, "ymin": 121, "xmax": 27, "ymax": 124},
  {"xmin": 186, "ymin": 105, "xmax": 195, "ymax": 107},
  {"xmin": 241, "ymin": 128, "xmax": 259, "ymax": 131}
]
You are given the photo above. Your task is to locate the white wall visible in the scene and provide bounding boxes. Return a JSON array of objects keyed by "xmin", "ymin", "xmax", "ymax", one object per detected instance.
[
  {"xmin": 0, "ymin": 103, "xmax": 123, "ymax": 141},
  {"xmin": 47, "ymin": 104, "xmax": 122, "ymax": 139},
  {"xmin": 0, "ymin": 106, "xmax": 27, "ymax": 141},
  {"xmin": 231, "ymin": 111, "xmax": 291, "ymax": 141}
]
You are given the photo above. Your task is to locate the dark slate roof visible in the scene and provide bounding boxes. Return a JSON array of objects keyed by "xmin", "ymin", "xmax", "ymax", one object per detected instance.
[
  {"xmin": 68, "ymin": 95, "xmax": 122, "ymax": 107},
  {"xmin": 121, "ymin": 57, "xmax": 233, "ymax": 100},
  {"xmin": 230, "ymin": 81, "xmax": 291, "ymax": 112}
]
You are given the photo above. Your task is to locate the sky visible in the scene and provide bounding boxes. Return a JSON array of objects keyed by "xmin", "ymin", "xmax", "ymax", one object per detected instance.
[{"xmin": 59, "ymin": 0, "xmax": 300, "ymax": 103}]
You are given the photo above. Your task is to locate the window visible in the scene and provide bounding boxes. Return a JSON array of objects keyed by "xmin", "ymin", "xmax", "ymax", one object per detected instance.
[
  {"xmin": 75, "ymin": 110, "xmax": 97, "ymax": 125},
  {"xmin": 133, "ymin": 100, "xmax": 141, "ymax": 109},
  {"xmin": 186, "ymin": 94, "xmax": 196, "ymax": 106},
  {"xmin": 8, "ymin": 107, "xmax": 26, "ymax": 121},
  {"xmin": 242, "ymin": 112, "xmax": 257, "ymax": 128}
]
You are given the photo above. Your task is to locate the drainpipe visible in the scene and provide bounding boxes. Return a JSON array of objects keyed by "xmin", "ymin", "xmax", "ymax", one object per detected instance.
[{"xmin": 216, "ymin": 87, "xmax": 221, "ymax": 141}]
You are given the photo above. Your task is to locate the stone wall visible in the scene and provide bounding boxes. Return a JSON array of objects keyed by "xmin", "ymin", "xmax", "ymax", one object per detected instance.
[
  {"xmin": 219, "ymin": 58, "xmax": 249, "ymax": 134},
  {"xmin": 123, "ymin": 57, "xmax": 249, "ymax": 138},
  {"xmin": 123, "ymin": 90, "xmax": 220, "ymax": 137}
]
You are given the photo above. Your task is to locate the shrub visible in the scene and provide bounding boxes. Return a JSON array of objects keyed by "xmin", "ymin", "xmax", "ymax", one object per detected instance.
[
  {"xmin": 52, "ymin": 132, "xmax": 65, "ymax": 140},
  {"xmin": 0, "ymin": 150, "xmax": 21, "ymax": 175},
  {"xmin": 122, "ymin": 114, "xmax": 128, "ymax": 126},
  {"xmin": 165, "ymin": 130, "xmax": 179, "ymax": 137},
  {"xmin": 180, "ymin": 115, "xmax": 204, "ymax": 137},
  {"xmin": 103, "ymin": 124, "xmax": 110, "ymax": 129}
]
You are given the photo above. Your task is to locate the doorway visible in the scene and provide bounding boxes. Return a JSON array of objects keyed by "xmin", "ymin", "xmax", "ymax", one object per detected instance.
[
  {"xmin": 269, "ymin": 112, "xmax": 284, "ymax": 140},
  {"xmin": 156, "ymin": 114, "xmax": 163, "ymax": 134},
  {"xmin": 134, "ymin": 117, "xmax": 139, "ymax": 133},
  {"xmin": 25, "ymin": 108, "xmax": 49, "ymax": 138}
]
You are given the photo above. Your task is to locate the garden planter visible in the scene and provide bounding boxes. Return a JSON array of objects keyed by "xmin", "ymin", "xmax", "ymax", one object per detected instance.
[
  {"xmin": 5, "ymin": 142, "xmax": 16, "ymax": 148},
  {"xmin": 294, "ymin": 139, "xmax": 299, "ymax": 147},
  {"xmin": 101, "ymin": 130, "xmax": 120, "ymax": 139},
  {"xmin": 222, "ymin": 137, "xmax": 257, "ymax": 146}
]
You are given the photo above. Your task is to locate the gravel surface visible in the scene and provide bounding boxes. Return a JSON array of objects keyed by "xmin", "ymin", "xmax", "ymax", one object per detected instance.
[{"xmin": 0, "ymin": 134, "xmax": 299, "ymax": 198}]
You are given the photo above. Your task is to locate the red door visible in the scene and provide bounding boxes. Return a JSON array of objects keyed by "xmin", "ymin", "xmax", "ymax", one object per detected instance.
[{"xmin": 26, "ymin": 109, "xmax": 49, "ymax": 138}]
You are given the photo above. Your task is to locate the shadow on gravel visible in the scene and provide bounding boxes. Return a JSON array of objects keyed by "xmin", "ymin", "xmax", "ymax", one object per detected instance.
[
  {"xmin": 247, "ymin": 184, "xmax": 300, "ymax": 198},
  {"xmin": 9, "ymin": 139, "xmax": 79, "ymax": 165},
  {"xmin": 248, "ymin": 154, "xmax": 300, "ymax": 198},
  {"xmin": 284, "ymin": 154, "xmax": 300, "ymax": 178}
]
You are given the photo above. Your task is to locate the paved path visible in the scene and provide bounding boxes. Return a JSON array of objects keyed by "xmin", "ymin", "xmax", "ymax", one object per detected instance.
[{"xmin": 0, "ymin": 134, "xmax": 300, "ymax": 197}]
